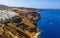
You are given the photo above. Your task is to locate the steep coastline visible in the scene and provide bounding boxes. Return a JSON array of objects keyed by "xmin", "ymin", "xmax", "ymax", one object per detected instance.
[
  {"xmin": 12, "ymin": 8, "xmax": 41, "ymax": 38},
  {"xmin": 0, "ymin": 5, "xmax": 41, "ymax": 38}
]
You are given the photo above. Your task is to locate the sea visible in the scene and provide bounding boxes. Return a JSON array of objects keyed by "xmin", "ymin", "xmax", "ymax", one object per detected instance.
[{"xmin": 37, "ymin": 9, "xmax": 60, "ymax": 38}]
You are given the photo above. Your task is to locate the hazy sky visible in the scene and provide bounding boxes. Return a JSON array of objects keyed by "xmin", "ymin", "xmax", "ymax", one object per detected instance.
[{"xmin": 0, "ymin": 0, "xmax": 60, "ymax": 9}]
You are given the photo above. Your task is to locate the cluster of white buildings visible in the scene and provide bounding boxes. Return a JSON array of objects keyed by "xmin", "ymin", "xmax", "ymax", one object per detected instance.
[{"xmin": 0, "ymin": 10, "xmax": 19, "ymax": 21}]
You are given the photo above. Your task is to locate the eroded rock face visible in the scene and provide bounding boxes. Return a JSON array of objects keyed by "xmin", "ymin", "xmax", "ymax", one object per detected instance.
[
  {"xmin": 0, "ymin": 9, "xmax": 40, "ymax": 38},
  {"xmin": 0, "ymin": 27, "xmax": 4, "ymax": 35}
]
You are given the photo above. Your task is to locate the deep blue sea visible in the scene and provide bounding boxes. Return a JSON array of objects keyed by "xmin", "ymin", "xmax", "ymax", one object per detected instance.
[{"xmin": 37, "ymin": 10, "xmax": 60, "ymax": 38}]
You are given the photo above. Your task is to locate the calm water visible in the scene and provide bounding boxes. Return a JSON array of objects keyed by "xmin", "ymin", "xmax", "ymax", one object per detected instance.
[{"xmin": 37, "ymin": 10, "xmax": 60, "ymax": 38}]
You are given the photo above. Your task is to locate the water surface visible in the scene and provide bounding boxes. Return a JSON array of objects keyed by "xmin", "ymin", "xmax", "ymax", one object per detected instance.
[{"xmin": 37, "ymin": 10, "xmax": 60, "ymax": 38}]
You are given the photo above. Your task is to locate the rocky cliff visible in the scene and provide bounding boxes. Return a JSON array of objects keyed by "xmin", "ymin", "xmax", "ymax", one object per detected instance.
[{"xmin": 0, "ymin": 6, "xmax": 41, "ymax": 38}]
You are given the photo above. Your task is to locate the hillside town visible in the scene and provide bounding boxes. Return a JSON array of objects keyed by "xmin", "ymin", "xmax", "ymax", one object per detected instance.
[{"xmin": 0, "ymin": 8, "xmax": 40, "ymax": 38}]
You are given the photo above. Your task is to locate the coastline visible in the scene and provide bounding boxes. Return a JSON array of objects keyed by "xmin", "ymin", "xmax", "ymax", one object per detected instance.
[
  {"xmin": 38, "ymin": 32, "xmax": 41, "ymax": 38},
  {"xmin": 0, "ymin": 7, "xmax": 41, "ymax": 38},
  {"xmin": 38, "ymin": 30, "xmax": 43, "ymax": 38}
]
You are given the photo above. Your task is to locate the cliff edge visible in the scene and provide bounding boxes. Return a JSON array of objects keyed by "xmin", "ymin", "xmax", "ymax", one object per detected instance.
[{"xmin": 0, "ymin": 8, "xmax": 41, "ymax": 38}]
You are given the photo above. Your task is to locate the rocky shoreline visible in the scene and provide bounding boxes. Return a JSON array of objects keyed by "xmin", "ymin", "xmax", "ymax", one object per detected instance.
[{"xmin": 0, "ymin": 8, "xmax": 40, "ymax": 38}]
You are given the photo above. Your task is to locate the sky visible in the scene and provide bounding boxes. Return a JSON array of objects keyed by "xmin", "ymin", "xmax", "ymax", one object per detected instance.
[{"xmin": 0, "ymin": 0, "xmax": 60, "ymax": 9}]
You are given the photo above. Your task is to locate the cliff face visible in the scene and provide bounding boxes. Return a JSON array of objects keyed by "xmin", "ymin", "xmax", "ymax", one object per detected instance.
[
  {"xmin": 0, "ymin": 8, "xmax": 40, "ymax": 38},
  {"xmin": 12, "ymin": 8, "xmax": 41, "ymax": 38}
]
